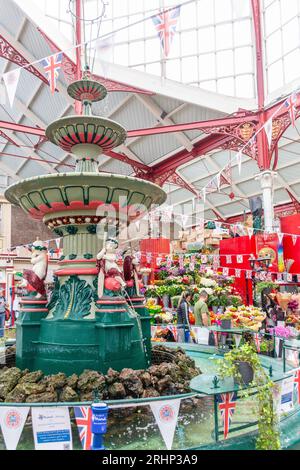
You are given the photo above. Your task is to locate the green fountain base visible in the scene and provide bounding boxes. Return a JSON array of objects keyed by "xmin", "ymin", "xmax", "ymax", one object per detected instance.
[{"xmin": 16, "ymin": 296, "xmax": 150, "ymax": 376}]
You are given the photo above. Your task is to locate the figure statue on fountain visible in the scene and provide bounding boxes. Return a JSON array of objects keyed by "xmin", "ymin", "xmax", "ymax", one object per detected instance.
[
  {"xmin": 96, "ymin": 237, "xmax": 126, "ymax": 298},
  {"xmin": 123, "ymin": 249, "xmax": 143, "ymax": 297},
  {"xmin": 21, "ymin": 239, "xmax": 48, "ymax": 298}
]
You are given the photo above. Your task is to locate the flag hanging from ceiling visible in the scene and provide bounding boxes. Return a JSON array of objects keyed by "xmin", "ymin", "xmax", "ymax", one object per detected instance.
[
  {"xmin": 151, "ymin": 6, "xmax": 181, "ymax": 57},
  {"xmin": 3, "ymin": 69, "xmax": 21, "ymax": 107},
  {"xmin": 284, "ymin": 92, "xmax": 297, "ymax": 127},
  {"xmin": 41, "ymin": 52, "xmax": 63, "ymax": 94}
]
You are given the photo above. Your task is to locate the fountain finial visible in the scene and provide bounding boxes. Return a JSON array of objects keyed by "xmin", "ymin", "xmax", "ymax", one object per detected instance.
[{"xmin": 46, "ymin": 72, "xmax": 126, "ymax": 173}]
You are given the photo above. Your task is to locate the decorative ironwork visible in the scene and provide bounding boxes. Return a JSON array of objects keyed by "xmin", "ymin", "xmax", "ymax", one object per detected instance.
[
  {"xmin": 0, "ymin": 129, "xmax": 19, "ymax": 147},
  {"xmin": 238, "ymin": 122, "xmax": 255, "ymax": 141},
  {"xmin": 0, "ymin": 34, "xmax": 49, "ymax": 86},
  {"xmin": 201, "ymin": 121, "xmax": 259, "ymax": 161}
]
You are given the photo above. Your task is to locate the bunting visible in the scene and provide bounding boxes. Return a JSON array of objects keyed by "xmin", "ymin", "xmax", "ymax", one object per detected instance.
[
  {"xmin": 41, "ymin": 52, "xmax": 63, "ymax": 94},
  {"xmin": 3, "ymin": 69, "xmax": 21, "ymax": 107},
  {"xmin": 284, "ymin": 92, "xmax": 297, "ymax": 127},
  {"xmin": 264, "ymin": 117, "xmax": 273, "ymax": 148},
  {"xmin": 217, "ymin": 392, "xmax": 237, "ymax": 440},
  {"xmin": 151, "ymin": 5, "xmax": 181, "ymax": 57}
]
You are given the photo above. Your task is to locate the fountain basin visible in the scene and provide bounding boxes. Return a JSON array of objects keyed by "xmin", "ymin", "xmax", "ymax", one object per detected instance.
[{"xmin": 5, "ymin": 172, "xmax": 166, "ymax": 222}]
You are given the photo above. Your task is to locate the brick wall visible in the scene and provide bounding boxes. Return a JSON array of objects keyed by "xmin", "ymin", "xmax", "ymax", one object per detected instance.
[{"xmin": 11, "ymin": 205, "xmax": 53, "ymax": 247}]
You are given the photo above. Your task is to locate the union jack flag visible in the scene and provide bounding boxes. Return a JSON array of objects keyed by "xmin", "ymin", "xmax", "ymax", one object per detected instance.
[
  {"xmin": 284, "ymin": 92, "xmax": 297, "ymax": 127},
  {"xmin": 152, "ymin": 6, "xmax": 181, "ymax": 57},
  {"xmin": 74, "ymin": 406, "xmax": 92, "ymax": 450},
  {"xmin": 217, "ymin": 392, "xmax": 237, "ymax": 439},
  {"xmin": 41, "ymin": 52, "xmax": 63, "ymax": 94},
  {"xmin": 167, "ymin": 325, "xmax": 178, "ymax": 341}
]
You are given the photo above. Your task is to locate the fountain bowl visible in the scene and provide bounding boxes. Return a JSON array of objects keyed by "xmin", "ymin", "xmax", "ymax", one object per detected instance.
[
  {"xmin": 46, "ymin": 115, "xmax": 127, "ymax": 154},
  {"xmin": 4, "ymin": 172, "xmax": 167, "ymax": 222}
]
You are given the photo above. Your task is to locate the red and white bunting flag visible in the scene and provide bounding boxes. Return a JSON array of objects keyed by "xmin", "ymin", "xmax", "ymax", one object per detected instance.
[
  {"xmin": 235, "ymin": 269, "xmax": 241, "ymax": 278},
  {"xmin": 267, "ymin": 272, "xmax": 273, "ymax": 281},
  {"xmin": 226, "ymin": 255, "xmax": 232, "ymax": 264},
  {"xmin": 146, "ymin": 252, "xmax": 152, "ymax": 264},
  {"xmin": 264, "ymin": 117, "xmax": 273, "ymax": 149},
  {"xmin": 277, "ymin": 273, "xmax": 283, "ymax": 282},
  {"xmin": 294, "ymin": 369, "xmax": 300, "ymax": 405},
  {"xmin": 201, "ymin": 255, "xmax": 208, "ymax": 263},
  {"xmin": 246, "ymin": 270, "xmax": 252, "ymax": 279},
  {"xmin": 189, "ymin": 262, "xmax": 195, "ymax": 272},
  {"xmin": 156, "ymin": 255, "xmax": 162, "ymax": 266},
  {"xmin": 297, "ymin": 274, "xmax": 300, "ymax": 283},
  {"xmin": 254, "ymin": 334, "xmax": 261, "ymax": 353},
  {"xmin": 292, "ymin": 235, "xmax": 298, "ymax": 246},
  {"xmin": 213, "ymin": 255, "xmax": 220, "ymax": 265},
  {"xmin": 166, "ymin": 255, "xmax": 172, "ymax": 268},
  {"xmin": 179, "ymin": 254, "xmax": 184, "ymax": 269},
  {"xmin": 287, "ymin": 273, "xmax": 293, "ymax": 282},
  {"xmin": 3, "ymin": 68, "xmax": 21, "ymax": 107},
  {"xmin": 236, "ymin": 255, "xmax": 243, "ymax": 264},
  {"xmin": 223, "ymin": 267, "xmax": 229, "ymax": 276},
  {"xmin": 191, "ymin": 255, "xmax": 196, "ymax": 264},
  {"xmin": 277, "ymin": 232, "xmax": 284, "ymax": 244},
  {"xmin": 248, "ymin": 227, "xmax": 254, "ymax": 239}
]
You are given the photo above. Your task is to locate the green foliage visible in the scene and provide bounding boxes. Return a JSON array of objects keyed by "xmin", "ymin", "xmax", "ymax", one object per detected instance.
[
  {"xmin": 229, "ymin": 295, "xmax": 243, "ymax": 308},
  {"xmin": 69, "ymin": 253, "xmax": 77, "ymax": 260},
  {"xmin": 256, "ymin": 281, "xmax": 277, "ymax": 294},
  {"xmin": 217, "ymin": 343, "xmax": 281, "ymax": 450},
  {"xmin": 83, "ymin": 253, "xmax": 93, "ymax": 259}
]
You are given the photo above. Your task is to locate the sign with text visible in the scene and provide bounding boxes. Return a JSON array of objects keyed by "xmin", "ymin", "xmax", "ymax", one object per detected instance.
[{"xmin": 32, "ymin": 407, "xmax": 72, "ymax": 450}]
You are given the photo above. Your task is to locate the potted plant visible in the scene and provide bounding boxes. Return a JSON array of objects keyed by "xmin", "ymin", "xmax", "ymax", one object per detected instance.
[
  {"xmin": 217, "ymin": 343, "xmax": 281, "ymax": 450},
  {"xmin": 220, "ymin": 312, "xmax": 232, "ymax": 330},
  {"xmin": 208, "ymin": 295, "xmax": 220, "ymax": 313}
]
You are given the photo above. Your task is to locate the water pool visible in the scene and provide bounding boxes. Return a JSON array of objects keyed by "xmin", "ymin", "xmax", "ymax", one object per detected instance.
[{"xmin": 0, "ymin": 343, "xmax": 298, "ymax": 450}]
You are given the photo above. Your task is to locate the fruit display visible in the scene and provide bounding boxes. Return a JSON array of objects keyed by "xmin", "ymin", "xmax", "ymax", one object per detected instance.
[{"xmin": 223, "ymin": 305, "xmax": 266, "ymax": 331}]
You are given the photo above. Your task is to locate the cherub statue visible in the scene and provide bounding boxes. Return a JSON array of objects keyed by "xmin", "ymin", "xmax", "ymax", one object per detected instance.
[
  {"xmin": 96, "ymin": 236, "xmax": 126, "ymax": 298},
  {"xmin": 21, "ymin": 239, "xmax": 48, "ymax": 298}
]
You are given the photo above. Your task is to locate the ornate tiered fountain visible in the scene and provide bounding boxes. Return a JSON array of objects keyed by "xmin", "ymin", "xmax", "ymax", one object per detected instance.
[{"xmin": 5, "ymin": 73, "xmax": 166, "ymax": 375}]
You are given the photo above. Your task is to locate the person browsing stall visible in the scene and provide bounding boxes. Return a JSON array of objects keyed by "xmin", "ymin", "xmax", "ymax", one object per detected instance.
[
  {"xmin": 177, "ymin": 291, "xmax": 193, "ymax": 343},
  {"xmin": 194, "ymin": 290, "xmax": 210, "ymax": 327}
]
